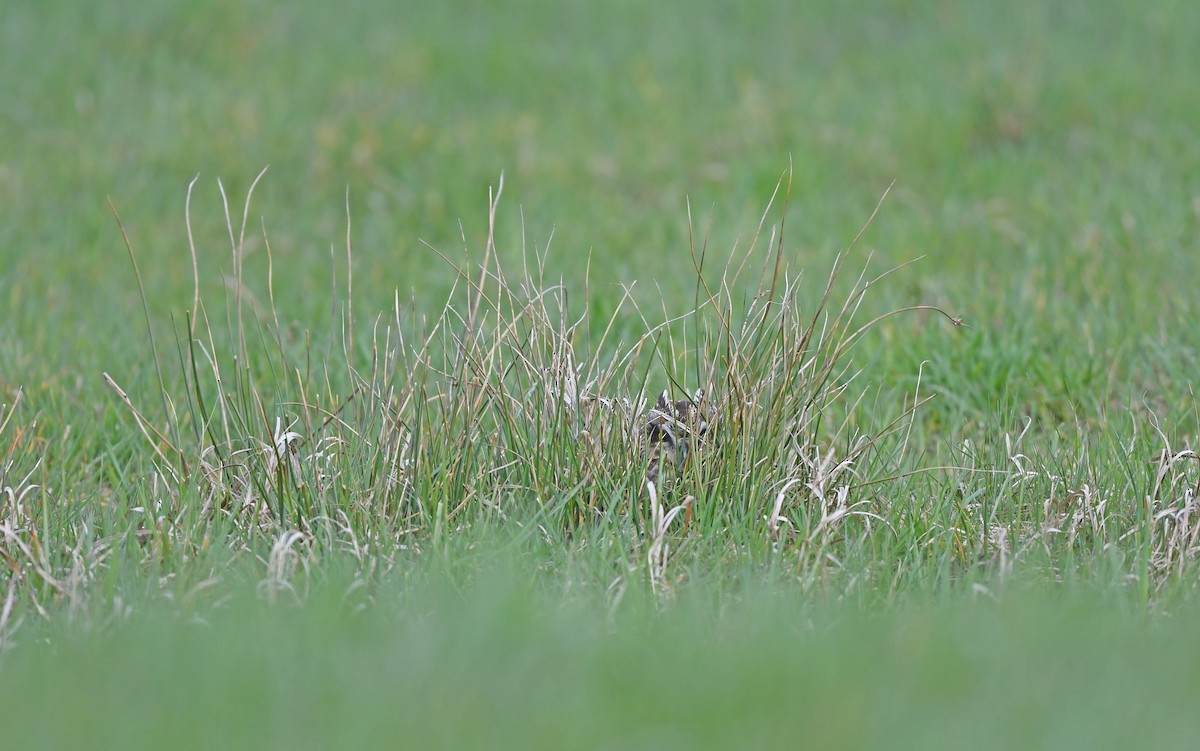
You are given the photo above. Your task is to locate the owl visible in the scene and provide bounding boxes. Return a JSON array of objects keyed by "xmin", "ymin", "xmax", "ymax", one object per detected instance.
[{"xmin": 644, "ymin": 388, "xmax": 712, "ymax": 486}]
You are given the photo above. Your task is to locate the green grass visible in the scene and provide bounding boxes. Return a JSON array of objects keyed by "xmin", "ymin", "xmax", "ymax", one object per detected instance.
[
  {"xmin": 3, "ymin": 0, "xmax": 1200, "ymax": 747},
  {"xmin": 3, "ymin": 574, "xmax": 1196, "ymax": 751}
]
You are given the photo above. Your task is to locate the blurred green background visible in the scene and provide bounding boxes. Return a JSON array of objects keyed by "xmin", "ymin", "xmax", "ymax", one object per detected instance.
[{"xmin": 5, "ymin": 0, "xmax": 1197, "ymax": 371}]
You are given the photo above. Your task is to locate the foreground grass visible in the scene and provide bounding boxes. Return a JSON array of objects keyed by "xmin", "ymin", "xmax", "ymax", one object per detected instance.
[{"xmin": 2, "ymin": 573, "xmax": 1195, "ymax": 751}]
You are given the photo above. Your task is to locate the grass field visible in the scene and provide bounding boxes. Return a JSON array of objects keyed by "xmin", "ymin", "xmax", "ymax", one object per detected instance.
[{"xmin": 3, "ymin": 0, "xmax": 1200, "ymax": 748}]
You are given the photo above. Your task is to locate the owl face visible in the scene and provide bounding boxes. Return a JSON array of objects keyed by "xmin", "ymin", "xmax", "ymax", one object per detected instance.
[{"xmin": 645, "ymin": 388, "xmax": 712, "ymax": 484}]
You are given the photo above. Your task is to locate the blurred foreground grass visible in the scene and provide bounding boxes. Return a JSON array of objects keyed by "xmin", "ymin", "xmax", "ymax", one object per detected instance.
[{"xmin": 2, "ymin": 571, "xmax": 1195, "ymax": 751}]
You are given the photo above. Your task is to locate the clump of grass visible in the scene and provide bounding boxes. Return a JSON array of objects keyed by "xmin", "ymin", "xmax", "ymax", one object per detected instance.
[
  {"xmin": 94, "ymin": 168, "xmax": 968, "ymax": 603},
  {"xmin": 1, "ymin": 388, "xmax": 37, "ymax": 651},
  {"xmin": 1, "ymin": 386, "xmax": 121, "ymax": 647}
]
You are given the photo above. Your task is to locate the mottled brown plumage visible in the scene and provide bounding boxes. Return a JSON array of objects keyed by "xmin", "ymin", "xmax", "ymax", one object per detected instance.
[{"xmin": 645, "ymin": 389, "xmax": 711, "ymax": 486}]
